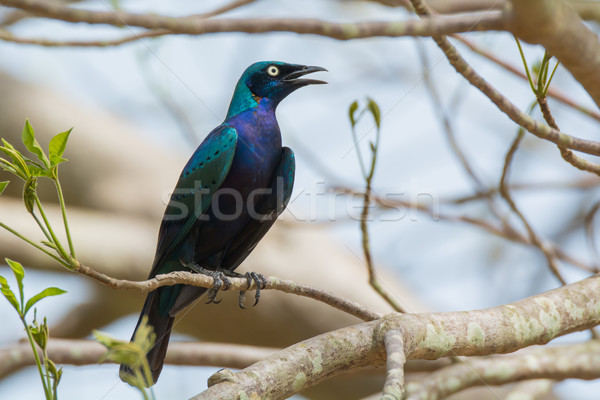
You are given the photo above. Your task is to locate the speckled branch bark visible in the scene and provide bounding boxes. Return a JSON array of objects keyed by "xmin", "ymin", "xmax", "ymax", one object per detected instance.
[
  {"xmin": 404, "ymin": 342, "xmax": 600, "ymax": 400},
  {"xmin": 505, "ymin": 379, "xmax": 553, "ymax": 400},
  {"xmin": 191, "ymin": 275, "xmax": 600, "ymax": 399},
  {"xmin": 381, "ymin": 330, "xmax": 405, "ymax": 400}
]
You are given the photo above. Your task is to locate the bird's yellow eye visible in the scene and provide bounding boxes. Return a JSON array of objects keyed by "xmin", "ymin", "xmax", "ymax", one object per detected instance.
[{"xmin": 267, "ymin": 66, "xmax": 280, "ymax": 77}]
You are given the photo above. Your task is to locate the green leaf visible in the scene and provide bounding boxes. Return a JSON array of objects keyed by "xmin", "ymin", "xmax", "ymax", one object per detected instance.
[
  {"xmin": 0, "ymin": 275, "xmax": 20, "ymax": 314},
  {"xmin": 5, "ymin": 258, "xmax": 24, "ymax": 311},
  {"xmin": 49, "ymin": 129, "xmax": 71, "ymax": 166},
  {"xmin": 21, "ymin": 120, "xmax": 50, "ymax": 169},
  {"xmin": 22, "ymin": 156, "xmax": 51, "ymax": 178},
  {"xmin": 0, "ymin": 158, "xmax": 18, "ymax": 175},
  {"xmin": 24, "ymin": 287, "xmax": 67, "ymax": 316},
  {"xmin": 366, "ymin": 97, "xmax": 381, "ymax": 130},
  {"xmin": 23, "ymin": 177, "xmax": 38, "ymax": 213},
  {"xmin": 29, "ymin": 316, "xmax": 48, "ymax": 350},
  {"xmin": 0, "ymin": 181, "xmax": 8, "ymax": 196},
  {"xmin": 51, "ymin": 365, "xmax": 63, "ymax": 393},
  {"xmin": 348, "ymin": 100, "xmax": 359, "ymax": 128},
  {"xmin": 0, "ymin": 141, "xmax": 30, "ymax": 179},
  {"xmin": 94, "ymin": 330, "xmax": 128, "ymax": 349},
  {"xmin": 46, "ymin": 359, "xmax": 62, "ymax": 385}
]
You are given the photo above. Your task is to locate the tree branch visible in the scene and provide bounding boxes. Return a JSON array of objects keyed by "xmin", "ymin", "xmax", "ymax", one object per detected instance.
[
  {"xmin": 191, "ymin": 274, "xmax": 600, "ymax": 399},
  {"xmin": 0, "ymin": 338, "xmax": 451, "ymax": 380},
  {"xmin": 333, "ymin": 186, "xmax": 595, "ymax": 274},
  {"xmin": 499, "ymin": 125, "xmax": 567, "ymax": 285},
  {"xmin": 0, "ymin": 0, "xmax": 257, "ymax": 47},
  {"xmin": 404, "ymin": 0, "xmax": 600, "ymax": 159},
  {"xmin": 74, "ymin": 263, "xmax": 382, "ymax": 322},
  {"xmin": 0, "ymin": 0, "xmax": 508, "ymax": 40},
  {"xmin": 455, "ymin": 35, "xmax": 600, "ymax": 124},
  {"xmin": 0, "ymin": 339, "xmax": 279, "ymax": 379},
  {"xmin": 405, "ymin": 341, "xmax": 600, "ymax": 400},
  {"xmin": 505, "ymin": 379, "xmax": 553, "ymax": 400},
  {"xmin": 381, "ymin": 330, "xmax": 405, "ymax": 400}
]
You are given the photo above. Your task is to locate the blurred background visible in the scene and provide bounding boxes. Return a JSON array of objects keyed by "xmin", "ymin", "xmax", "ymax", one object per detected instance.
[{"xmin": 0, "ymin": 0, "xmax": 599, "ymax": 399}]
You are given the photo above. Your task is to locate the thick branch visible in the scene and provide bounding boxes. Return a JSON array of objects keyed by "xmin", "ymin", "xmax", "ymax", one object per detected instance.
[
  {"xmin": 505, "ymin": 379, "xmax": 553, "ymax": 400},
  {"xmin": 192, "ymin": 275, "xmax": 600, "ymax": 399},
  {"xmin": 74, "ymin": 263, "xmax": 381, "ymax": 322},
  {"xmin": 405, "ymin": 341, "xmax": 600, "ymax": 400}
]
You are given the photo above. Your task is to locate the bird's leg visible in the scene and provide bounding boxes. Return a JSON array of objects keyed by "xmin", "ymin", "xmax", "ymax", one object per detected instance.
[{"xmin": 182, "ymin": 261, "xmax": 234, "ymax": 304}]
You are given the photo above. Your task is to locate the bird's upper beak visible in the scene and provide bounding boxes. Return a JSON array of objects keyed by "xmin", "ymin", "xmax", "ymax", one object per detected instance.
[{"xmin": 283, "ymin": 65, "xmax": 328, "ymax": 85}]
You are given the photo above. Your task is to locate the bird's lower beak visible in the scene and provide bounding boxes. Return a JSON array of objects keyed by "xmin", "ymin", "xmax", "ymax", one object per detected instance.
[{"xmin": 283, "ymin": 65, "xmax": 328, "ymax": 85}]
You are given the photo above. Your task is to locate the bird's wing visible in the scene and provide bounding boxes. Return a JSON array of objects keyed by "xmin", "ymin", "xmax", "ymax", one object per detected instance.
[
  {"xmin": 221, "ymin": 146, "xmax": 295, "ymax": 270},
  {"xmin": 151, "ymin": 124, "xmax": 238, "ymax": 274}
]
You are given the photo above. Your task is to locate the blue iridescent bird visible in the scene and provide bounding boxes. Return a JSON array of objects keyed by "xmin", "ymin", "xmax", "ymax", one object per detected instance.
[{"xmin": 120, "ymin": 61, "xmax": 326, "ymax": 385}]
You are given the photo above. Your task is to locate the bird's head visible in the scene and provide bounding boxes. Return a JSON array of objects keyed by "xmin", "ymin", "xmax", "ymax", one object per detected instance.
[{"xmin": 226, "ymin": 61, "xmax": 327, "ymax": 119}]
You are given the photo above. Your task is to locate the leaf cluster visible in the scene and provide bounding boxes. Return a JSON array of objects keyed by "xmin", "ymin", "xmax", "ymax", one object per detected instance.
[
  {"xmin": 0, "ymin": 119, "xmax": 76, "ymax": 269},
  {"xmin": 95, "ymin": 317, "xmax": 157, "ymax": 400},
  {"xmin": 0, "ymin": 258, "xmax": 66, "ymax": 400}
]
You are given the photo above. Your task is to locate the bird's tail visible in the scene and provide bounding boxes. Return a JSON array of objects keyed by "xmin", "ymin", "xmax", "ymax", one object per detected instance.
[{"xmin": 119, "ymin": 289, "xmax": 174, "ymax": 387}]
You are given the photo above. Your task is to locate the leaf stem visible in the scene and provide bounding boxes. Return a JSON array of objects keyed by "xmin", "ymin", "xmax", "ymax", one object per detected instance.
[
  {"xmin": 53, "ymin": 178, "xmax": 76, "ymax": 259},
  {"xmin": 31, "ymin": 212, "xmax": 53, "ymax": 243},
  {"xmin": 514, "ymin": 36, "xmax": 536, "ymax": 93},
  {"xmin": 351, "ymin": 125, "xmax": 368, "ymax": 180},
  {"xmin": 21, "ymin": 315, "xmax": 51, "ymax": 398},
  {"xmin": 0, "ymin": 222, "xmax": 70, "ymax": 268},
  {"xmin": 33, "ymin": 197, "xmax": 69, "ymax": 261}
]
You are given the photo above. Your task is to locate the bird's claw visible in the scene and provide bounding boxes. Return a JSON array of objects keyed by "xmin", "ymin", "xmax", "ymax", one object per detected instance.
[
  {"xmin": 181, "ymin": 261, "xmax": 266, "ymax": 307},
  {"xmin": 205, "ymin": 274, "xmax": 223, "ymax": 304},
  {"xmin": 181, "ymin": 261, "xmax": 233, "ymax": 304},
  {"xmin": 237, "ymin": 272, "xmax": 267, "ymax": 308}
]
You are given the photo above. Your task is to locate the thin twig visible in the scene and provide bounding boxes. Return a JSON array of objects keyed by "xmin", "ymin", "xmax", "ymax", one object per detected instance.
[
  {"xmin": 353, "ymin": 101, "xmax": 407, "ymax": 313},
  {"xmin": 585, "ymin": 202, "xmax": 600, "ymax": 271},
  {"xmin": 405, "ymin": 0, "xmax": 600, "ymax": 157},
  {"xmin": 415, "ymin": 40, "xmax": 485, "ymax": 191},
  {"xmin": 0, "ymin": 0, "xmax": 507, "ymax": 40},
  {"xmin": 0, "ymin": 0, "xmax": 256, "ymax": 47},
  {"xmin": 454, "ymin": 35, "xmax": 600, "ymax": 123},
  {"xmin": 333, "ymin": 186, "xmax": 596, "ymax": 274},
  {"xmin": 499, "ymin": 124, "xmax": 567, "ymax": 285},
  {"xmin": 74, "ymin": 263, "xmax": 382, "ymax": 322},
  {"xmin": 537, "ymin": 96, "xmax": 600, "ymax": 175}
]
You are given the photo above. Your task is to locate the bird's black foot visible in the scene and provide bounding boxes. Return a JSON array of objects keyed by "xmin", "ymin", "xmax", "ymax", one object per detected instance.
[
  {"xmin": 238, "ymin": 272, "xmax": 268, "ymax": 309},
  {"xmin": 184, "ymin": 262, "xmax": 239, "ymax": 304}
]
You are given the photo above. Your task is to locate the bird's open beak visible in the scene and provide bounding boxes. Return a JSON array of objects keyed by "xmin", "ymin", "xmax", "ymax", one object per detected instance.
[{"xmin": 283, "ymin": 65, "xmax": 328, "ymax": 85}]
